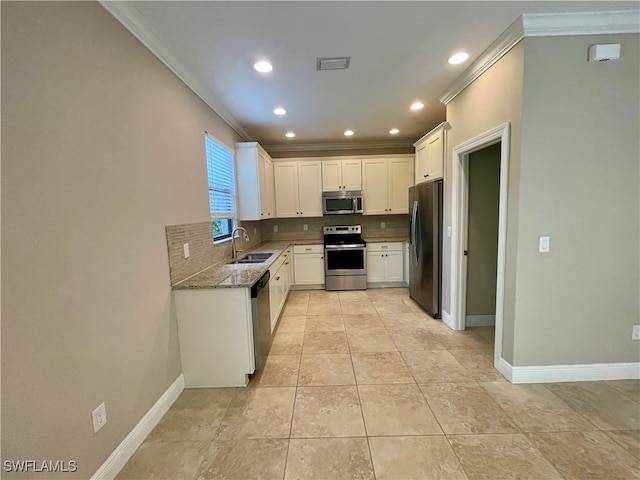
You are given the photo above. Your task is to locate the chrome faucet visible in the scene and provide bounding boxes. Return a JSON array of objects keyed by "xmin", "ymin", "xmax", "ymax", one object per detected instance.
[{"xmin": 231, "ymin": 226, "xmax": 250, "ymax": 259}]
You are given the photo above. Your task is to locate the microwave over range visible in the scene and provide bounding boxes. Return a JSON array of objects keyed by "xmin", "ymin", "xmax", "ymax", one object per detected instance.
[{"xmin": 322, "ymin": 190, "xmax": 363, "ymax": 215}]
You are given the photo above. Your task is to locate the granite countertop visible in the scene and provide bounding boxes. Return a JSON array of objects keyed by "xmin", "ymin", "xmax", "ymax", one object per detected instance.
[
  {"xmin": 173, "ymin": 239, "xmax": 320, "ymax": 290},
  {"xmin": 364, "ymin": 236, "xmax": 409, "ymax": 243}
]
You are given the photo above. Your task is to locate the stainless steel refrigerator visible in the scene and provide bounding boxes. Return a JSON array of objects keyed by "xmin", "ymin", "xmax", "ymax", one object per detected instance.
[{"xmin": 408, "ymin": 179, "xmax": 443, "ymax": 318}]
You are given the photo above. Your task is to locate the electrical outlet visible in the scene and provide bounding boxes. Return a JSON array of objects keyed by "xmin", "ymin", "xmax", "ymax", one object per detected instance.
[
  {"xmin": 303, "ymin": 224, "xmax": 308, "ymax": 231},
  {"xmin": 254, "ymin": 227, "xmax": 257, "ymax": 235},
  {"xmin": 633, "ymin": 325, "xmax": 640, "ymax": 341},
  {"xmin": 183, "ymin": 243, "xmax": 190, "ymax": 258},
  {"xmin": 92, "ymin": 402, "xmax": 107, "ymax": 433},
  {"xmin": 381, "ymin": 222, "xmax": 386, "ymax": 229},
  {"xmin": 538, "ymin": 236, "xmax": 550, "ymax": 253},
  {"xmin": 273, "ymin": 225, "xmax": 278, "ymax": 233}
]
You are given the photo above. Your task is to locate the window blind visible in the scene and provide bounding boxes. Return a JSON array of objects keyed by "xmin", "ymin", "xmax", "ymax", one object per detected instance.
[{"xmin": 205, "ymin": 135, "xmax": 236, "ymax": 220}]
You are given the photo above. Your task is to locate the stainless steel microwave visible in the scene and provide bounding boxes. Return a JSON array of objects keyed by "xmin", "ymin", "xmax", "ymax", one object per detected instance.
[{"xmin": 322, "ymin": 190, "xmax": 364, "ymax": 215}]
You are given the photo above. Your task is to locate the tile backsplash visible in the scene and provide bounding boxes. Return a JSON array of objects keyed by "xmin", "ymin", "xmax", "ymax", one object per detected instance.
[
  {"xmin": 165, "ymin": 220, "xmax": 262, "ymax": 286},
  {"xmin": 262, "ymin": 215, "xmax": 409, "ymax": 242},
  {"xmin": 166, "ymin": 215, "xmax": 407, "ymax": 286}
]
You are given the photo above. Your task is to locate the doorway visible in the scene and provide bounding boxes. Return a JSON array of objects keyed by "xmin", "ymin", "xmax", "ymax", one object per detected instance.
[
  {"xmin": 450, "ymin": 123, "xmax": 510, "ymax": 369},
  {"xmin": 465, "ymin": 143, "xmax": 501, "ymax": 329}
]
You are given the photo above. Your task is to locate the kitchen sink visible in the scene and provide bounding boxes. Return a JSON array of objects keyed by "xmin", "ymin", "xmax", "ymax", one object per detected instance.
[
  {"xmin": 228, "ymin": 259, "xmax": 264, "ymax": 264},
  {"xmin": 241, "ymin": 253, "xmax": 273, "ymax": 261},
  {"xmin": 227, "ymin": 252, "xmax": 274, "ymax": 264}
]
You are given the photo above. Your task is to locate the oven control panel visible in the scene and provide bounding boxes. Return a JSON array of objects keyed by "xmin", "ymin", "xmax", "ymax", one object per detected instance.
[{"xmin": 323, "ymin": 225, "xmax": 361, "ymax": 234}]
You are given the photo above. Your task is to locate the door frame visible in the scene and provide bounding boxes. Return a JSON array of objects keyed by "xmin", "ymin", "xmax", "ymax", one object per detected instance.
[{"xmin": 450, "ymin": 122, "xmax": 510, "ymax": 367}]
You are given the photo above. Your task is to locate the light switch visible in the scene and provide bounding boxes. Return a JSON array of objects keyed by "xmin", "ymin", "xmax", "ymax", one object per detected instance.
[
  {"xmin": 381, "ymin": 222, "xmax": 386, "ymax": 229},
  {"xmin": 303, "ymin": 224, "xmax": 308, "ymax": 231},
  {"xmin": 539, "ymin": 236, "xmax": 550, "ymax": 253},
  {"xmin": 273, "ymin": 225, "xmax": 278, "ymax": 233},
  {"xmin": 447, "ymin": 226, "xmax": 452, "ymax": 238},
  {"xmin": 183, "ymin": 243, "xmax": 190, "ymax": 258}
]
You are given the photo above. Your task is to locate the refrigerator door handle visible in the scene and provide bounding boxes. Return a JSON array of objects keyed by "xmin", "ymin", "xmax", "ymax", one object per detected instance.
[{"xmin": 411, "ymin": 200, "xmax": 419, "ymax": 263}]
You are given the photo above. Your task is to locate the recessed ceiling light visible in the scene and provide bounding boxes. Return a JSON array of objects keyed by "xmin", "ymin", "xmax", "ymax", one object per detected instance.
[
  {"xmin": 410, "ymin": 102, "xmax": 424, "ymax": 111},
  {"xmin": 448, "ymin": 52, "xmax": 469, "ymax": 65},
  {"xmin": 285, "ymin": 132, "xmax": 295, "ymax": 138},
  {"xmin": 254, "ymin": 61, "xmax": 273, "ymax": 73},
  {"xmin": 389, "ymin": 128, "xmax": 400, "ymax": 135},
  {"xmin": 273, "ymin": 107, "xmax": 286, "ymax": 115},
  {"xmin": 344, "ymin": 130, "xmax": 354, "ymax": 136}
]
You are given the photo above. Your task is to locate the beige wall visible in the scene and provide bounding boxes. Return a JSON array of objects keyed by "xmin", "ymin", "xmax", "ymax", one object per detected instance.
[
  {"xmin": 512, "ymin": 34, "xmax": 639, "ymax": 365},
  {"xmin": 447, "ymin": 33, "xmax": 639, "ymax": 367},
  {"xmin": 1, "ymin": 2, "xmax": 243, "ymax": 478},
  {"xmin": 466, "ymin": 143, "xmax": 501, "ymax": 316},
  {"xmin": 445, "ymin": 42, "xmax": 525, "ymax": 363}
]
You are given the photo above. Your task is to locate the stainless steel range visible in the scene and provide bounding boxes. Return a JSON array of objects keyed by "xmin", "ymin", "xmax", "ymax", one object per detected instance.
[{"xmin": 323, "ymin": 225, "xmax": 367, "ymax": 291}]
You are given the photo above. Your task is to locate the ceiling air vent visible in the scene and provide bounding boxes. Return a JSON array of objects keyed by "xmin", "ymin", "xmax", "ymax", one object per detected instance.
[{"xmin": 317, "ymin": 57, "xmax": 351, "ymax": 71}]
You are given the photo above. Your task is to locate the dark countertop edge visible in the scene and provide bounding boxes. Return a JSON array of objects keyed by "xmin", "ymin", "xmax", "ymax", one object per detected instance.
[{"xmin": 363, "ymin": 237, "xmax": 409, "ymax": 243}]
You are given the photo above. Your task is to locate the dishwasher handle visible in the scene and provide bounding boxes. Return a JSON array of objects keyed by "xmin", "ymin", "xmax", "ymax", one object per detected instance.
[{"xmin": 251, "ymin": 270, "xmax": 270, "ymax": 297}]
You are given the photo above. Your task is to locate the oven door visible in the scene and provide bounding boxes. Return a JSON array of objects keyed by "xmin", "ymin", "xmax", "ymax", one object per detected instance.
[{"xmin": 324, "ymin": 245, "xmax": 366, "ymax": 276}]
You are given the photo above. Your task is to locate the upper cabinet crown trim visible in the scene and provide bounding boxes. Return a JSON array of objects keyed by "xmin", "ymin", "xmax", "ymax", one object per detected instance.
[
  {"xmin": 439, "ymin": 9, "xmax": 640, "ymax": 105},
  {"xmin": 413, "ymin": 122, "xmax": 450, "ymax": 148},
  {"xmin": 264, "ymin": 140, "xmax": 414, "ymax": 153}
]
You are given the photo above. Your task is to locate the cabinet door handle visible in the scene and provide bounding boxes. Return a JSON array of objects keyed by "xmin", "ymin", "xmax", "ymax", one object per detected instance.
[
  {"xmin": 382, "ymin": 246, "xmax": 388, "ymax": 249},
  {"xmin": 285, "ymin": 262, "xmax": 289, "ymax": 265},
  {"xmin": 305, "ymin": 248, "xmax": 312, "ymax": 251},
  {"xmin": 321, "ymin": 256, "xmax": 323, "ymax": 259},
  {"xmin": 424, "ymin": 174, "xmax": 429, "ymax": 177},
  {"xmin": 276, "ymin": 276, "xmax": 280, "ymax": 281}
]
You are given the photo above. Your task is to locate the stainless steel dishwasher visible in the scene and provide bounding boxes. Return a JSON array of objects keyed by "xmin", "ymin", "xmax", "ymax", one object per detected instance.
[{"xmin": 250, "ymin": 270, "xmax": 271, "ymax": 371}]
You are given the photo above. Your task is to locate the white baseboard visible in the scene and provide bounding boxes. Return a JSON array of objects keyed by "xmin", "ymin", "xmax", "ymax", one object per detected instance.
[
  {"xmin": 91, "ymin": 374, "xmax": 185, "ymax": 480},
  {"xmin": 496, "ymin": 359, "xmax": 640, "ymax": 384},
  {"xmin": 441, "ymin": 310, "xmax": 458, "ymax": 330},
  {"xmin": 466, "ymin": 315, "xmax": 495, "ymax": 327}
]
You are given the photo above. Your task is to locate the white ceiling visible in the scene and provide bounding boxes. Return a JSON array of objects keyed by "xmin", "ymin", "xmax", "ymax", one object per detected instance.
[{"xmin": 104, "ymin": 1, "xmax": 637, "ymax": 151}]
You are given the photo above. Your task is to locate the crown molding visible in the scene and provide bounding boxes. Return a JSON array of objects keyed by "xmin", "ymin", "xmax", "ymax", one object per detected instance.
[
  {"xmin": 439, "ymin": 17, "xmax": 525, "ymax": 105},
  {"xmin": 523, "ymin": 9, "xmax": 640, "ymax": 37},
  {"xmin": 99, "ymin": 1, "xmax": 253, "ymax": 141},
  {"xmin": 263, "ymin": 140, "xmax": 415, "ymax": 154},
  {"xmin": 440, "ymin": 9, "xmax": 640, "ymax": 105}
]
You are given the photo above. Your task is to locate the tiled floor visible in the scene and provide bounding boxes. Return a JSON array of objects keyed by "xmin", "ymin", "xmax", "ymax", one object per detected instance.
[{"xmin": 118, "ymin": 288, "xmax": 640, "ymax": 480}]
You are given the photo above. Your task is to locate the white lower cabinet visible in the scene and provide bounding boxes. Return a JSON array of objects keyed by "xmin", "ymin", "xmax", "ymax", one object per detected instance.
[
  {"xmin": 404, "ymin": 242, "xmax": 410, "ymax": 284},
  {"xmin": 174, "ymin": 287, "xmax": 254, "ymax": 387},
  {"xmin": 269, "ymin": 248, "xmax": 292, "ymax": 332},
  {"xmin": 366, "ymin": 242, "xmax": 405, "ymax": 284},
  {"xmin": 293, "ymin": 244, "xmax": 325, "ymax": 287}
]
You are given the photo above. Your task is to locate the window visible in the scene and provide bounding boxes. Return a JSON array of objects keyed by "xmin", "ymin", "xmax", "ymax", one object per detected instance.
[{"xmin": 205, "ymin": 133, "xmax": 236, "ymax": 242}]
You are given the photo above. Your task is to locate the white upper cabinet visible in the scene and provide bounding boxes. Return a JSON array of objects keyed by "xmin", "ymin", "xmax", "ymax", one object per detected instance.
[
  {"xmin": 362, "ymin": 158, "xmax": 388, "ymax": 215},
  {"xmin": 274, "ymin": 160, "xmax": 322, "ymax": 217},
  {"xmin": 388, "ymin": 157, "xmax": 413, "ymax": 213},
  {"xmin": 322, "ymin": 158, "xmax": 362, "ymax": 192},
  {"xmin": 273, "ymin": 161, "xmax": 299, "ymax": 217},
  {"xmin": 362, "ymin": 156, "xmax": 413, "ymax": 215},
  {"xmin": 235, "ymin": 142, "xmax": 275, "ymax": 220},
  {"xmin": 414, "ymin": 122, "xmax": 449, "ymax": 184}
]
